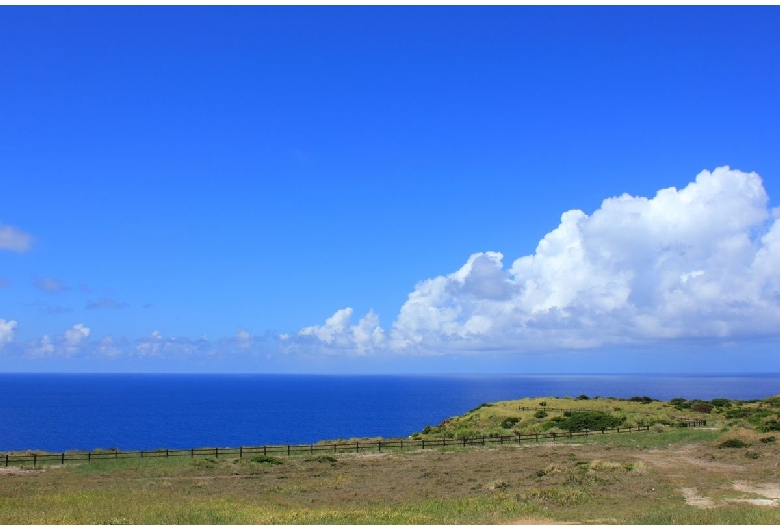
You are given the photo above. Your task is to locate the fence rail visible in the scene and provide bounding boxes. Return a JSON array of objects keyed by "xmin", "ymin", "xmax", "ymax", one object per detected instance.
[{"xmin": 2, "ymin": 425, "xmax": 654, "ymax": 468}]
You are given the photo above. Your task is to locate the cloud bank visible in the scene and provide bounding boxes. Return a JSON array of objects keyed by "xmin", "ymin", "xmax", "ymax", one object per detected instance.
[
  {"xmin": 2, "ymin": 166, "xmax": 778, "ymax": 362},
  {"xmin": 294, "ymin": 166, "xmax": 780, "ymax": 354}
]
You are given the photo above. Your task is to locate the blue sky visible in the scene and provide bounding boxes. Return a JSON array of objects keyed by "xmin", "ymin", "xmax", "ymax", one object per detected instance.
[{"xmin": 1, "ymin": 7, "xmax": 779, "ymax": 373}]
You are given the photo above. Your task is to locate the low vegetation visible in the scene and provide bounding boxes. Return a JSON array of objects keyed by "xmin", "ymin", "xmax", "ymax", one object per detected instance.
[
  {"xmin": 1, "ymin": 394, "xmax": 779, "ymax": 524},
  {"xmin": 410, "ymin": 394, "xmax": 780, "ymax": 440}
]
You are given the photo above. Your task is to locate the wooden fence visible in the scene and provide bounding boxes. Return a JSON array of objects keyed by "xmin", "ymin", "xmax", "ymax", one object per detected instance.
[{"xmin": 2, "ymin": 425, "xmax": 654, "ymax": 468}]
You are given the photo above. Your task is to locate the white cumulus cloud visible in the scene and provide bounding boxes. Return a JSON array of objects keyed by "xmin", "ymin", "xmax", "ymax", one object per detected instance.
[
  {"xmin": 298, "ymin": 307, "xmax": 385, "ymax": 354},
  {"xmin": 297, "ymin": 166, "xmax": 780, "ymax": 354},
  {"xmin": 0, "ymin": 319, "xmax": 17, "ymax": 346}
]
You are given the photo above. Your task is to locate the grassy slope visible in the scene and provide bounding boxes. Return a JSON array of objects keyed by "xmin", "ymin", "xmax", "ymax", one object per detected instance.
[
  {"xmin": 412, "ymin": 394, "xmax": 780, "ymax": 439},
  {"xmin": 1, "ymin": 395, "xmax": 779, "ymax": 524}
]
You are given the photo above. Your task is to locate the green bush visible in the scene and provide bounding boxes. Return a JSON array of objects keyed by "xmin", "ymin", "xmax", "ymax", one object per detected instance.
[
  {"xmin": 710, "ymin": 398, "xmax": 732, "ymax": 408},
  {"xmin": 628, "ymin": 396, "xmax": 654, "ymax": 404},
  {"xmin": 549, "ymin": 412, "xmax": 624, "ymax": 432},
  {"xmin": 690, "ymin": 402, "xmax": 712, "ymax": 413},
  {"xmin": 718, "ymin": 439, "xmax": 748, "ymax": 448},
  {"xmin": 762, "ymin": 396, "xmax": 780, "ymax": 407},
  {"xmin": 534, "ymin": 410, "xmax": 548, "ymax": 419},
  {"xmin": 500, "ymin": 417, "xmax": 520, "ymax": 429},
  {"xmin": 251, "ymin": 455, "xmax": 284, "ymax": 465},
  {"xmin": 746, "ymin": 410, "xmax": 773, "ymax": 426},
  {"xmin": 757, "ymin": 419, "xmax": 780, "ymax": 433},
  {"xmin": 576, "ymin": 395, "xmax": 590, "ymax": 400}
]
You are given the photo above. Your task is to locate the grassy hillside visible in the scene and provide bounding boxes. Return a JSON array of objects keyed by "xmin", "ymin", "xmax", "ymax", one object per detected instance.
[
  {"xmin": 411, "ymin": 394, "xmax": 780, "ymax": 440},
  {"xmin": 1, "ymin": 395, "xmax": 779, "ymax": 524}
]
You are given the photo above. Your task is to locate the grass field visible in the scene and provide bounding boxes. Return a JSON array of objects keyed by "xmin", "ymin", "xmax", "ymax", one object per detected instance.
[{"xmin": 2, "ymin": 395, "xmax": 779, "ymax": 524}]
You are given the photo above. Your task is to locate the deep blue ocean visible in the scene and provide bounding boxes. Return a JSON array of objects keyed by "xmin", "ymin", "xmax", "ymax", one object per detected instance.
[{"xmin": 1, "ymin": 373, "xmax": 777, "ymax": 452}]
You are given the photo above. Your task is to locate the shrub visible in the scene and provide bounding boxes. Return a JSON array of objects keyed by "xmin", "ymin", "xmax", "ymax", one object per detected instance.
[
  {"xmin": 549, "ymin": 411, "xmax": 624, "ymax": 432},
  {"xmin": 534, "ymin": 410, "xmax": 548, "ymax": 419},
  {"xmin": 190, "ymin": 458, "xmax": 218, "ymax": 468},
  {"xmin": 690, "ymin": 403, "xmax": 712, "ymax": 414},
  {"xmin": 757, "ymin": 419, "xmax": 780, "ymax": 433},
  {"xmin": 628, "ymin": 396, "xmax": 654, "ymax": 404},
  {"xmin": 719, "ymin": 439, "xmax": 748, "ymax": 448},
  {"xmin": 538, "ymin": 402, "xmax": 547, "ymax": 408},
  {"xmin": 710, "ymin": 398, "xmax": 732, "ymax": 408},
  {"xmin": 760, "ymin": 436, "xmax": 776, "ymax": 444},
  {"xmin": 251, "ymin": 455, "xmax": 284, "ymax": 465},
  {"xmin": 576, "ymin": 394, "xmax": 590, "ymax": 400},
  {"xmin": 500, "ymin": 417, "xmax": 520, "ymax": 429}
]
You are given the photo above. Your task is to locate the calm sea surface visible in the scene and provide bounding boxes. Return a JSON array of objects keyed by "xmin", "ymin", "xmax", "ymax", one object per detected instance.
[{"xmin": 1, "ymin": 373, "xmax": 777, "ymax": 452}]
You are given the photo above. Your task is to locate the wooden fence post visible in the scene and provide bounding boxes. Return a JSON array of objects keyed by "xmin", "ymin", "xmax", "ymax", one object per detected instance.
[
  {"xmin": 88, "ymin": 452, "xmax": 91, "ymax": 462},
  {"xmin": 33, "ymin": 454, "xmax": 37, "ymax": 467},
  {"xmin": 190, "ymin": 448, "xmax": 194, "ymax": 458},
  {"xmin": 166, "ymin": 449, "xmax": 169, "ymax": 457},
  {"xmin": 114, "ymin": 451, "xmax": 117, "ymax": 459},
  {"xmin": 215, "ymin": 447, "xmax": 219, "ymax": 458},
  {"xmin": 378, "ymin": 441, "xmax": 381, "ymax": 453},
  {"xmin": 264, "ymin": 445, "xmax": 267, "ymax": 456},
  {"xmin": 4, "ymin": 454, "xmax": 7, "ymax": 467},
  {"xmin": 287, "ymin": 445, "xmax": 290, "ymax": 456},
  {"xmin": 61, "ymin": 452, "xmax": 65, "ymax": 465},
  {"xmin": 240, "ymin": 446, "xmax": 243, "ymax": 458},
  {"xmin": 421, "ymin": 439, "xmax": 425, "ymax": 449}
]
